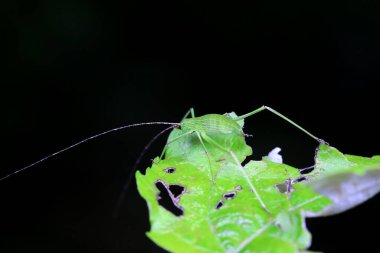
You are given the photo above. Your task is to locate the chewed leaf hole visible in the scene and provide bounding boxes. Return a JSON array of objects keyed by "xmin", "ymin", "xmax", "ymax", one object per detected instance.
[
  {"xmin": 164, "ymin": 167, "xmax": 176, "ymax": 173},
  {"xmin": 292, "ymin": 175, "xmax": 307, "ymax": 184},
  {"xmin": 169, "ymin": 185, "xmax": 185, "ymax": 198},
  {"xmin": 223, "ymin": 192, "xmax": 237, "ymax": 200},
  {"xmin": 155, "ymin": 181, "xmax": 184, "ymax": 216},
  {"xmin": 275, "ymin": 179, "xmax": 294, "ymax": 194},
  {"xmin": 235, "ymin": 186, "xmax": 243, "ymax": 191},
  {"xmin": 300, "ymin": 165, "xmax": 314, "ymax": 174},
  {"xmin": 215, "ymin": 200, "xmax": 225, "ymax": 210}
]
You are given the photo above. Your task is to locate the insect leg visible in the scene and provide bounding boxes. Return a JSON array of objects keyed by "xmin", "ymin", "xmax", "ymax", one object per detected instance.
[
  {"xmin": 201, "ymin": 133, "xmax": 270, "ymax": 214},
  {"xmin": 159, "ymin": 130, "xmax": 194, "ymax": 160},
  {"xmin": 194, "ymin": 131, "xmax": 215, "ymax": 184},
  {"xmin": 158, "ymin": 108, "xmax": 196, "ymax": 160},
  {"xmin": 234, "ymin": 106, "xmax": 325, "ymax": 143},
  {"xmin": 190, "ymin": 108, "xmax": 195, "ymax": 118},
  {"xmin": 181, "ymin": 108, "xmax": 195, "ymax": 120}
]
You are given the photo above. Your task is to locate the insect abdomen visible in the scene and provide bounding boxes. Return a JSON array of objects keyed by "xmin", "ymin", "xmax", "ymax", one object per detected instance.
[{"xmin": 181, "ymin": 114, "xmax": 242, "ymax": 135}]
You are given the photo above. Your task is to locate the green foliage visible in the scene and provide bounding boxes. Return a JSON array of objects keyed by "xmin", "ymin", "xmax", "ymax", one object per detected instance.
[
  {"xmin": 306, "ymin": 144, "xmax": 380, "ymax": 217},
  {"xmin": 136, "ymin": 112, "xmax": 379, "ymax": 253}
]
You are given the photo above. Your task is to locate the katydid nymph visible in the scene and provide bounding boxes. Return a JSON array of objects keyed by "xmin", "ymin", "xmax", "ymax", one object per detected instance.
[
  {"xmin": 0, "ymin": 106, "xmax": 322, "ymax": 213},
  {"xmin": 156, "ymin": 106, "xmax": 324, "ymax": 214}
]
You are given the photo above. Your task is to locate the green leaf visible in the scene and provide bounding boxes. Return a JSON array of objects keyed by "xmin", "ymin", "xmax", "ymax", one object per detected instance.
[
  {"xmin": 306, "ymin": 144, "xmax": 380, "ymax": 217},
  {"xmin": 136, "ymin": 157, "xmax": 330, "ymax": 253}
]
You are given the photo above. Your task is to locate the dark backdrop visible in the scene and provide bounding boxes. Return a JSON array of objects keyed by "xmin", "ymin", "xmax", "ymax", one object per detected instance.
[{"xmin": 1, "ymin": 0, "xmax": 379, "ymax": 252}]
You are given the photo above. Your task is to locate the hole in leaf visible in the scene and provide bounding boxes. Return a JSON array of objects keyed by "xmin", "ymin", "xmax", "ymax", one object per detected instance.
[
  {"xmin": 155, "ymin": 181, "xmax": 184, "ymax": 216},
  {"xmin": 215, "ymin": 200, "xmax": 225, "ymax": 210},
  {"xmin": 235, "ymin": 185, "xmax": 243, "ymax": 191},
  {"xmin": 241, "ymin": 157, "xmax": 251, "ymax": 167},
  {"xmin": 164, "ymin": 167, "xmax": 176, "ymax": 173},
  {"xmin": 292, "ymin": 175, "xmax": 307, "ymax": 183},
  {"xmin": 300, "ymin": 165, "xmax": 314, "ymax": 174},
  {"xmin": 169, "ymin": 185, "xmax": 185, "ymax": 198},
  {"xmin": 223, "ymin": 191, "xmax": 237, "ymax": 200},
  {"xmin": 275, "ymin": 179, "xmax": 294, "ymax": 194}
]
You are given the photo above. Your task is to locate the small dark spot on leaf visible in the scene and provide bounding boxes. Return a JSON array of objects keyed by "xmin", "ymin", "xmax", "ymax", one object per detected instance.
[
  {"xmin": 275, "ymin": 179, "xmax": 294, "ymax": 194},
  {"xmin": 223, "ymin": 191, "xmax": 237, "ymax": 200},
  {"xmin": 155, "ymin": 180, "xmax": 185, "ymax": 216},
  {"xmin": 215, "ymin": 200, "xmax": 225, "ymax": 210},
  {"xmin": 275, "ymin": 221, "xmax": 282, "ymax": 230},
  {"xmin": 235, "ymin": 186, "xmax": 243, "ymax": 191},
  {"xmin": 164, "ymin": 167, "xmax": 176, "ymax": 173}
]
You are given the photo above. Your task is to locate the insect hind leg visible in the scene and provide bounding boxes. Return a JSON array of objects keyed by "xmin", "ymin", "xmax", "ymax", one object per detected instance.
[
  {"xmin": 234, "ymin": 105, "xmax": 325, "ymax": 143},
  {"xmin": 194, "ymin": 132, "xmax": 215, "ymax": 184},
  {"xmin": 201, "ymin": 133, "xmax": 271, "ymax": 214}
]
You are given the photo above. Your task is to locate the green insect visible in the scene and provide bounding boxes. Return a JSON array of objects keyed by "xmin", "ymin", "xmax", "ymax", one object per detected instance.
[
  {"xmin": 1, "ymin": 106, "xmax": 322, "ymax": 214},
  {"xmin": 157, "ymin": 106, "xmax": 323, "ymax": 214},
  {"xmin": 1, "ymin": 106, "xmax": 320, "ymax": 177}
]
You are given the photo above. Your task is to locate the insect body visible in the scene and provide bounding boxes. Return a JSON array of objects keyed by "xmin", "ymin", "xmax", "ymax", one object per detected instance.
[
  {"xmin": 162, "ymin": 107, "xmax": 322, "ymax": 214},
  {"xmin": 1, "ymin": 106, "xmax": 320, "ymax": 181},
  {"xmin": 181, "ymin": 114, "xmax": 242, "ymax": 135},
  {"xmin": 2, "ymin": 106, "xmax": 323, "ymax": 215}
]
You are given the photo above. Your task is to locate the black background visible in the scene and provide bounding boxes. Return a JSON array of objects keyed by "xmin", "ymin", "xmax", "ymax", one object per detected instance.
[{"xmin": 1, "ymin": 0, "xmax": 379, "ymax": 252}]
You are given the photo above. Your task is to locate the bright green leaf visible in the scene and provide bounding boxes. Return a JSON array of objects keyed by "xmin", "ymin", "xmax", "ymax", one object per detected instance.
[
  {"xmin": 306, "ymin": 144, "xmax": 380, "ymax": 217},
  {"xmin": 136, "ymin": 157, "xmax": 329, "ymax": 252}
]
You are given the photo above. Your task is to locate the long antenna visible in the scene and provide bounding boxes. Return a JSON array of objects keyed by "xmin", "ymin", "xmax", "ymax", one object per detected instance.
[
  {"xmin": 113, "ymin": 124, "xmax": 178, "ymax": 217},
  {"xmin": 0, "ymin": 122, "xmax": 180, "ymax": 182}
]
